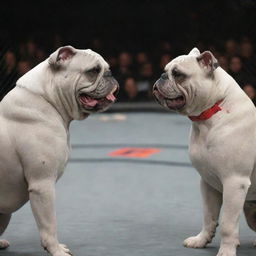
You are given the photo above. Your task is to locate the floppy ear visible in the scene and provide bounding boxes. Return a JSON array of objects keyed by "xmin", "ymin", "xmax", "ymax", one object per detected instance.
[
  {"xmin": 188, "ymin": 47, "xmax": 200, "ymax": 57},
  {"xmin": 48, "ymin": 46, "xmax": 76, "ymax": 68},
  {"xmin": 197, "ymin": 51, "xmax": 219, "ymax": 72}
]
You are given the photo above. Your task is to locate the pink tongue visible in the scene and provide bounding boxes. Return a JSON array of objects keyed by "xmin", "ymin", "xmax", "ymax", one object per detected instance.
[
  {"xmin": 80, "ymin": 96, "xmax": 98, "ymax": 107},
  {"xmin": 106, "ymin": 93, "xmax": 116, "ymax": 102}
]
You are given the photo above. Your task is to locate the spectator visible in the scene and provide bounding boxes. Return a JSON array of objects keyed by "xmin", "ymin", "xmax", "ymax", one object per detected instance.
[
  {"xmin": 136, "ymin": 52, "xmax": 148, "ymax": 66},
  {"xmin": 18, "ymin": 42, "xmax": 26, "ymax": 58},
  {"xmin": 3, "ymin": 51, "xmax": 17, "ymax": 75},
  {"xmin": 116, "ymin": 51, "xmax": 133, "ymax": 84},
  {"xmin": 240, "ymin": 40, "xmax": 256, "ymax": 81},
  {"xmin": 1, "ymin": 35, "xmax": 256, "ymax": 104},
  {"xmin": 218, "ymin": 55, "xmax": 229, "ymax": 71},
  {"xmin": 229, "ymin": 56, "xmax": 247, "ymax": 86},
  {"xmin": 240, "ymin": 40, "xmax": 254, "ymax": 59},
  {"xmin": 137, "ymin": 62, "xmax": 154, "ymax": 100},
  {"xmin": 17, "ymin": 60, "xmax": 31, "ymax": 77},
  {"xmin": 243, "ymin": 84, "xmax": 256, "ymax": 105},
  {"xmin": 36, "ymin": 48, "xmax": 47, "ymax": 63},
  {"xmin": 25, "ymin": 40, "xmax": 38, "ymax": 66},
  {"xmin": 119, "ymin": 77, "xmax": 139, "ymax": 102},
  {"xmin": 119, "ymin": 52, "xmax": 133, "ymax": 69},
  {"xmin": 158, "ymin": 53, "xmax": 172, "ymax": 74},
  {"xmin": 225, "ymin": 39, "xmax": 238, "ymax": 58},
  {"xmin": 0, "ymin": 51, "xmax": 18, "ymax": 97},
  {"xmin": 107, "ymin": 55, "xmax": 118, "ymax": 75}
]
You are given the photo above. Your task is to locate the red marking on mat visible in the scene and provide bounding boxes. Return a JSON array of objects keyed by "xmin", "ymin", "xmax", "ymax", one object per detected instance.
[{"xmin": 109, "ymin": 148, "xmax": 161, "ymax": 158}]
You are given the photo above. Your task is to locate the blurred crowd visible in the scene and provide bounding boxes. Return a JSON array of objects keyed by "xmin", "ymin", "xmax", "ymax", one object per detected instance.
[{"xmin": 1, "ymin": 36, "xmax": 256, "ymax": 104}]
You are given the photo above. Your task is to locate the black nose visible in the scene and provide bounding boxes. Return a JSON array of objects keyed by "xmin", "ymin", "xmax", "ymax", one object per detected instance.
[
  {"xmin": 103, "ymin": 70, "xmax": 112, "ymax": 77},
  {"xmin": 161, "ymin": 72, "xmax": 168, "ymax": 80}
]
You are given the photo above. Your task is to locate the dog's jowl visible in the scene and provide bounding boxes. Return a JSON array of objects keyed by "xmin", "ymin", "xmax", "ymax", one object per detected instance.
[
  {"xmin": 153, "ymin": 47, "xmax": 256, "ymax": 256},
  {"xmin": 0, "ymin": 46, "xmax": 118, "ymax": 256}
]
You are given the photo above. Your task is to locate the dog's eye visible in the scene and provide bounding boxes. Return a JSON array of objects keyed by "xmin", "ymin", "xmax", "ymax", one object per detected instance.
[
  {"xmin": 172, "ymin": 69, "xmax": 185, "ymax": 78},
  {"xmin": 87, "ymin": 66, "xmax": 101, "ymax": 75}
]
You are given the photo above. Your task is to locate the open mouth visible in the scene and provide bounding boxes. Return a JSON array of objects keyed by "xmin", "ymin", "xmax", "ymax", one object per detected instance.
[
  {"xmin": 79, "ymin": 86, "xmax": 118, "ymax": 110},
  {"xmin": 166, "ymin": 95, "xmax": 186, "ymax": 110},
  {"xmin": 153, "ymin": 87, "xmax": 186, "ymax": 110}
]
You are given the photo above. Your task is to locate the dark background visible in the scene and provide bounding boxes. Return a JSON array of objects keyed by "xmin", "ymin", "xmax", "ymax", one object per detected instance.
[
  {"xmin": 1, "ymin": 0, "xmax": 256, "ymax": 53},
  {"xmin": 1, "ymin": 0, "xmax": 256, "ymax": 102}
]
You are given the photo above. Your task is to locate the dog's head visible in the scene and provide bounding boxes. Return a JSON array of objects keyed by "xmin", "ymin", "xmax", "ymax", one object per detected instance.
[
  {"xmin": 48, "ymin": 46, "xmax": 119, "ymax": 118},
  {"xmin": 153, "ymin": 48, "xmax": 220, "ymax": 116}
]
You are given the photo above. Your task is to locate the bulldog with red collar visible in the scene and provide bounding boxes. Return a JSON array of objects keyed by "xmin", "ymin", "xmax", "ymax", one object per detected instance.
[
  {"xmin": 0, "ymin": 46, "xmax": 118, "ymax": 256},
  {"xmin": 153, "ymin": 48, "xmax": 256, "ymax": 256}
]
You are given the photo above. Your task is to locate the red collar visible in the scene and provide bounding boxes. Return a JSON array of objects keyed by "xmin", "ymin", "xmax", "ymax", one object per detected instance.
[{"xmin": 188, "ymin": 100, "xmax": 223, "ymax": 122}]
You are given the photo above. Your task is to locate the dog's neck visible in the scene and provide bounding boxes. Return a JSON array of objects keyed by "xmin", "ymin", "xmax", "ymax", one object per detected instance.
[
  {"xmin": 186, "ymin": 68, "xmax": 238, "ymax": 117},
  {"xmin": 189, "ymin": 68, "xmax": 254, "ymax": 126},
  {"xmin": 188, "ymin": 100, "xmax": 223, "ymax": 122},
  {"xmin": 16, "ymin": 61, "xmax": 87, "ymax": 125}
]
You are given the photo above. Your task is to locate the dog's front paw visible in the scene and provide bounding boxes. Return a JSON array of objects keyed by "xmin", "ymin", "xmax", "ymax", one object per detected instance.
[
  {"xmin": 60, "ymin": 244, "xmax": 72, "ymax": 254},
  {"xmin": 50, "ymin": 244, "xmax": 72, "ymax": 256},
  {"xmin": 0, "ymin": 239, "xmax": 10, "ymax": 249},
  {"xmin": 183, "ymin": 234, "xmax": 210, "ymax": 248},
  {"xmin": 216, "ymin": 245, "xmax": 236, "ymax": 256}
]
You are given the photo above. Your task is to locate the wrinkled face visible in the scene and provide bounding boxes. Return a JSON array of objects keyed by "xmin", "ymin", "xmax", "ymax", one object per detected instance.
[
  {"xmin": 49, "ymin": 46, "xmax": 119, "ymax": 115},
  {"xmin": 76, "ymin": 62, "xmax": 119, "ymax": 114},
  {"xmin": 153, "ymin": 48, "xmax": 219, "ymax": 116},
  {"xmin": 75, "ymin": 50, "xmax": 119, "ymax": 114}
]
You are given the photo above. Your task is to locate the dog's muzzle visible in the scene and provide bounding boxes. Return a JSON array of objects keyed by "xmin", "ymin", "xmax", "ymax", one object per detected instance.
[
  {"xmin": 153, "ymin": 73, "xmax": 186, "ymax": 110},
  {"xmin": 79, "ymin": 71, "xmax": 119, "ymax": 112}
]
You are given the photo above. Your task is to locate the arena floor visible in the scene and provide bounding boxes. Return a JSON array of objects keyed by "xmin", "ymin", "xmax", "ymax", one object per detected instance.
[{"xmin": 1, "ymin": 112, "xmax": 256, "ymax": 256}]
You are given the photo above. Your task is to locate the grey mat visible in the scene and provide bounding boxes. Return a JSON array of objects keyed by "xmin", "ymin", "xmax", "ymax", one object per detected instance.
[{"xmin": 1, "ymin": 113, "xmax": 255, "ymax": 256}]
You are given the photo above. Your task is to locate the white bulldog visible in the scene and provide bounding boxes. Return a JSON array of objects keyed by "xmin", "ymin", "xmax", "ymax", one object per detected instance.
[
  {"xmin": 0, "ymin": 46, "xmax": 118, "ymax": 256},
  {"xmin": 153, "ymin": 48, "xmax": 256, "ymax": 256}
]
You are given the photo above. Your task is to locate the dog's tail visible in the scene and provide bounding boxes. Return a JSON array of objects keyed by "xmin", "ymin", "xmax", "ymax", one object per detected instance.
[{"xmin": 244, "ymin": 201, "xmax": 256, "ymax": 232}]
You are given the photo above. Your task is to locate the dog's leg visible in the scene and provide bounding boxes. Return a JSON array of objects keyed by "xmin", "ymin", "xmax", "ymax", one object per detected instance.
[
  {"xmin": 0, "ymin": 213, "xmax": 11, "ymax": 249},
  {"xmin": 217, "ymin": 176, "xmax": 251, "ymax": 256},
  {"xmin": 183, "ymin": 179, "xmax": 222, "ymax": 248},
  {"xmin": 29, "ymin": 180, "xmax": 72, "ymax": 256},
  {"xmin": 243, "ymin": 201, "xmax": 256, "ymax": 246}
]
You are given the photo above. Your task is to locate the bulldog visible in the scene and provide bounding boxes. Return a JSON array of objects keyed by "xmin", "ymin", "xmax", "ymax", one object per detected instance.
[
  {"xmin": 153, "ymin": 48, "xmax": 256, "ymax": 256},
  {"xmin": 0, "ymin": 46, "xmax": 118, "ymax": 256}
]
